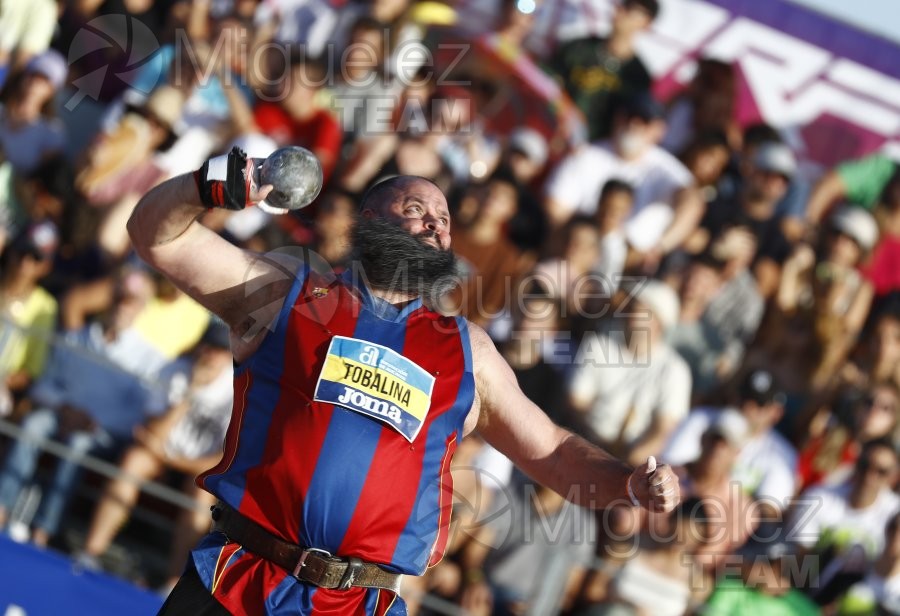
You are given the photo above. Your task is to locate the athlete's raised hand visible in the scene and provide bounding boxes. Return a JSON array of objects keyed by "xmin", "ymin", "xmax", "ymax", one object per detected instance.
[{"xmin": 628, "ymin": 456, "xmax": 680, "ymax": 512}]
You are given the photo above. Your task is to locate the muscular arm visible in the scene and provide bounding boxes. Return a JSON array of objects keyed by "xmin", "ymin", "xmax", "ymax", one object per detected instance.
[
  {"xmin": 127, "ymin": 174, "xmax": 296, "ymax": 358},
  {"xmin": 466, "ymin": 324, "xmax": 678, "ymax": 511}
]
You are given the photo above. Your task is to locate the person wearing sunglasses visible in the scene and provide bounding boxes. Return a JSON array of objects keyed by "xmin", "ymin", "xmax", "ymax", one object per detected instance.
[{"xmin": 789, "ymin": 438, "xmax": 900, "ymax": 604}]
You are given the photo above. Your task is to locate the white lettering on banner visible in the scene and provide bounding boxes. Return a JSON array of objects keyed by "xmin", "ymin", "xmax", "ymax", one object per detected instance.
[
  {"xmin": 632, "ymin": 2, "xmax": 900, "ymax": 152},
  {"xmin": 790, "ymin": 82, "xmax": 900, "ymax": 135},
  {"xmin": 704, "ymin": 18, "xmax": 833, "ymax": 109},
  {"xmin": 829, "ymin": 59, "xmax": 900, "ymax": 108},
  {"xmin": 635, "ymin": 0, "xmax": 730, "ymax": 77}
]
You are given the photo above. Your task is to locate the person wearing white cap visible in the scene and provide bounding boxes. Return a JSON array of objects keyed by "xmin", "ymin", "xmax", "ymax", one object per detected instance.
[
  {"xmin": 75, "ymin": 85, "xmax": 188, "ymax": 257},
  {"xmin": 0, "ymin": 49, "xmax": 67, "ymax": 174},
  {"xmin": 689, "ymin": 140, "xmax": 798, "ymax": 299},
  {"xmin": 777, "ymin": 205, "xmax": 878, "ymax": 383},
  {"xmin": 506, "ymin": 127, "xmax": 549, "ymax": 185},
  {"xmin": 569, "ymin": 279, "xmax": 692, "ymax": 466}
]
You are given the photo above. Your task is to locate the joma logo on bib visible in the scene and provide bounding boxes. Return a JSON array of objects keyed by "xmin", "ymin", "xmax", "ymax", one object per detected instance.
[
  {"xmin": 313, "ymin": 336, "xmax": 435, "ymax": 442},
  {"xmin": 337, "ymin": 388, "xmax": 402, "ymax": 422}
]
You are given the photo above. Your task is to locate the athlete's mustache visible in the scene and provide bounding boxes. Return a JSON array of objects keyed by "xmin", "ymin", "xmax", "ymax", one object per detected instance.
[{"xmin": 351, "ymin": 216, "xmax": 460, "ymax": 306}]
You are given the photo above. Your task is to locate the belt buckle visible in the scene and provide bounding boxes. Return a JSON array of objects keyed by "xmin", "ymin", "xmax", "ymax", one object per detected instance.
[{"xmin": 291, "ymin": 547, "xmax": 332, "ymax": 578}]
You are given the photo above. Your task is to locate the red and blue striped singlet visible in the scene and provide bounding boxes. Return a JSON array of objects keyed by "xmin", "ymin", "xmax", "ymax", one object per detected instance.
[{"xmin": 191, "ymin": 265, "xmax": 475, "ymax": 615}]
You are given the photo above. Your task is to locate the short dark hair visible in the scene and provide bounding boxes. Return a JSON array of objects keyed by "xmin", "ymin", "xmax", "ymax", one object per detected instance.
[
  {"xmin": 359, "ymin": 175, "xmax": 440, "ymax": 213},
  {"xmin": 351, "ymin": 15, "xmax": 385, "ymax": 36},
  {"xmin": 600, "ymin": 179, "xmax": 634, "ymax": 201},
  {"xmin": 624, "ymin": 0, "xmax": 660, "ymax": 20},
  {"xmin": 743, "ymin": 123, "xmax": 782, "ymax": 149},
  {"xmin": 860, "ymin": 437, "xmax": 898, "ymax": 462},
  {"xmin": 691, "ymin": 249, "xmax": 728, "ymax": 272}
]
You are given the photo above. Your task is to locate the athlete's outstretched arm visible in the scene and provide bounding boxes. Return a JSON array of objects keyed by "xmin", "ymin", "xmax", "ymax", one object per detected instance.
[
  {"xmin": 127, "ymin": 173, "xmax": 294, "ymax": 354},
  {"xmin": 468, "ymin": 324, "xmax": 679, "ymax": 512}
]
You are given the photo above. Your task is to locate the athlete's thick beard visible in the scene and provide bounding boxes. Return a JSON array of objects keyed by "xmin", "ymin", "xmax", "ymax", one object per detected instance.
[{"xmin": 351, "ymin": 216, "xmax": 460, "ymax": 307}]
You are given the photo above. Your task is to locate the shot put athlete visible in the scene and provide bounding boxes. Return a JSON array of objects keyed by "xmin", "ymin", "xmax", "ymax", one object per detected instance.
[{"xmin": 127, "ymin": 147, "xmax": 680, "ymax": 615}]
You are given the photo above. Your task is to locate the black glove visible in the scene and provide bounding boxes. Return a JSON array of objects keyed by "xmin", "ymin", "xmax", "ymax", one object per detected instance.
[{"xmin": 193, "ymin": 146, "xmax": 258, "ymax": 210}]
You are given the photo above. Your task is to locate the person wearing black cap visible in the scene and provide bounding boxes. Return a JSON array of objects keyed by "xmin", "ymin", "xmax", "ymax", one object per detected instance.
[
  {"xmin": 77, "ymin": 319, "xmax": 234, "ymax": 590},
  {"xmin": 663, "ymin": 369, "xmax": 798, "ymax": 516},
  {"xmin": 548, "ymin": 0, "xmax": 659, "ymax": 142}
]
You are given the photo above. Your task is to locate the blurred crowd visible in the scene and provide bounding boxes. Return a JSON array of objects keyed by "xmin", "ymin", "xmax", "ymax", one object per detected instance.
[{"xmin": 0, "ymin": 0, "xmax": 899, "ymax": 614}]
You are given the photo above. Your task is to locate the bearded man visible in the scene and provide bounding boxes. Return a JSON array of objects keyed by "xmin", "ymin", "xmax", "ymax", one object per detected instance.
[{"xmin": 127, "ymin": 147, "xmax": 680, "ymax": 615}]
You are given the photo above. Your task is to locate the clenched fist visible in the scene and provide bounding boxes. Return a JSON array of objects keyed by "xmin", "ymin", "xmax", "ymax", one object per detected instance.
[{"xmin": 628, "ymin": 456, "xmax": 680, "ymax": 512}]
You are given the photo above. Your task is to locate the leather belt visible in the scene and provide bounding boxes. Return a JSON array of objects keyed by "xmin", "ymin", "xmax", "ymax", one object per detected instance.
[{"xmin": 210, "ymin": 502, "xmax": 402, "ymax": 593}]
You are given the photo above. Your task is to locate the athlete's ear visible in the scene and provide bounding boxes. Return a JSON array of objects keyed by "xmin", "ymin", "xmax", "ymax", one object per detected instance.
[{"xmin": 361, "ymin": 208, "xmax": 377, "ymax": 219}]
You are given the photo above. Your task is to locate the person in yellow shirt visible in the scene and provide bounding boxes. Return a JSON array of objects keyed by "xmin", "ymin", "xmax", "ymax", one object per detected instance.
[
  {"xmin": 0, "ymin": 222, "xmax": 57, "ymax": 415},
  {"xmin": 132, "ymin": 276, "xmax": 209, "ymax": 360}
]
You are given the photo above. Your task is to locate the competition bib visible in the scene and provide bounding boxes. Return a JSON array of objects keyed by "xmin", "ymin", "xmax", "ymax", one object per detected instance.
[{"xmin": 313, "ymin": 336, "xmax": 435, "ymax": 442}]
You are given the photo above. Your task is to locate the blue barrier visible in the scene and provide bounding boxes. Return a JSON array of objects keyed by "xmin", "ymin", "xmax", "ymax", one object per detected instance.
[{"xmin": 0, "ymin": 535, "xmax": 164, "ymax": 615}]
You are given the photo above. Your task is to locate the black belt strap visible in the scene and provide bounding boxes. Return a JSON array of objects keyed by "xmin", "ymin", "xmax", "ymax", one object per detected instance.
[{"xmin": 210, "ymin": 502, "xmax": 402, "ymax": 593}]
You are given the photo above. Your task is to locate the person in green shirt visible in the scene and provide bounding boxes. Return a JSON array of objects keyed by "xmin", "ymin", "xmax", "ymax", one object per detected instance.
[
  {"xmin": 806, "ymin": 152, "xmax": 898, "ymax": 224},
  {"xmin": 547, "ymin": 0, "xmax": 658, "ymax": 142},
  {"xmin": 704, "ymin": 539, "xmax": 819, "ymax": 616}
]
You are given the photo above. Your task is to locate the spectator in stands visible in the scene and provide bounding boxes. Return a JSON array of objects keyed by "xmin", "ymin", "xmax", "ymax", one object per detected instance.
[
  {"xmin": 669, "ymin": 252, "xmax": 763, "ymax": 399},
  {"xmin": 504, "ymin": 128, "xmax": 549, "ymax": 254},
  {"xmin": 0, "ymin": 277, "xmax": 167, "ymax": 547},
  {"xmin": 328, "ymin": 16, "xmax": 401, "ymax": 143},
  {"xmin": 691, "ymin": 141, "xmax": 797, "ymax": 298},
  {"xmin": 845, "ymin": 304, "xmax": 900, "ymax": 392},
  {"xmin": 531, "ymin": 216, "xmax": 602, "ymax": 318},
  {"xmin": 78, "ymin": 320, "xmax": 233, "ymax": 591},
  {"xmin": 548, "ymin": 0, "xmax": 658, "ymax": 141},
  {"xmin": 501, "ymin": 293, "xmax": 568, "ymax": 419},
  {"xmin": 446, "ymin": 169, "xmax": 533, "ymax": 326},
  {"xmin": 703, "ymin": 537, "xmax": 819, "ymax": 615},
  {"xmin": 569, "ymin": 280, "xmax": 691, "ymax": 465},
  {"xmin": 798, "ymin": 382, "xmax": 900, "ymax": 492},
  {"xmin": 0, "ymin": 221, "xmax": 58, "ymax": 415},
  {"xmin": 62, "ymin": 268, "xmax": 209, "ymax": 361},
  {"xmin": 837, "ymin": 511, "xmax": 900, "ymax": 614},
  {"xmin": 662, "ymin": 59, "xmax": 740, "ymax": 155},
  {"xmin": 777, "ymin": 206, "xmax": 878, "ymax": 387},
  {"xmin": 577, "ymin": 497, "xmax": 711, "ymax": 616},
  {"xmin": 863, "ymin": 171, "xmax": 900, "ymax": 298},
  {"xmin": 675, "ymin": 411, "xmax": 756, "ymax": 572},
  {"xmin": 77, "ymin": 85, "xmax": 184, "ymax": 209},
  {"xmin": 593, "ymin": 180, "xmax": 634, "ymax": 294},
  {"xmin": 0, "ymin": 0, "xmax": 57, "ymax": 83},
  {"xmin": 595, "ymin": 410, "xmax": 752, "ymax": 577},
  {"xmin": 0, "ymin": 50, "xmax": 67, "ymax": 175},
  {"xmin": 679, "ymin": 130, "xmax": 732, "ymax": 204},
  {"xmin": 663, "ymin": 370, "xmax": 797, "ymax": 515},
  {"xmin": 308, "ymin": 189, "xmax": 356, "ymax": 270},
  {"xmin": 76, "ymin": 85, "xmax": 186, "ymax": 258},
  {"xmin": 789, "ymin": 438, "xmax": 900, "ymax": 599},
  {"xmin": 338, "ymin": 90, "xmax": 461, "ymax": 195},
  {"xmin": 544, "ymin": 92, "xmax": 701, "ymax": 268},
  {"xmin": 459, "ymin": 478, "xmax": 596, "ymax": 616},
  {"xmin": 119, "ymin": 16, "xmax": 251, "ymax": 171},
  {"xmin": 223, "ymin": 56, "xmax": 342, "ymax": 184},
  {"xmin": 505, "ymin": 128, "xmax": 549, "ymax": 189},
  {"xmin": 806, "ymin": 151, "xmax": 899, "ymax": 225}
]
